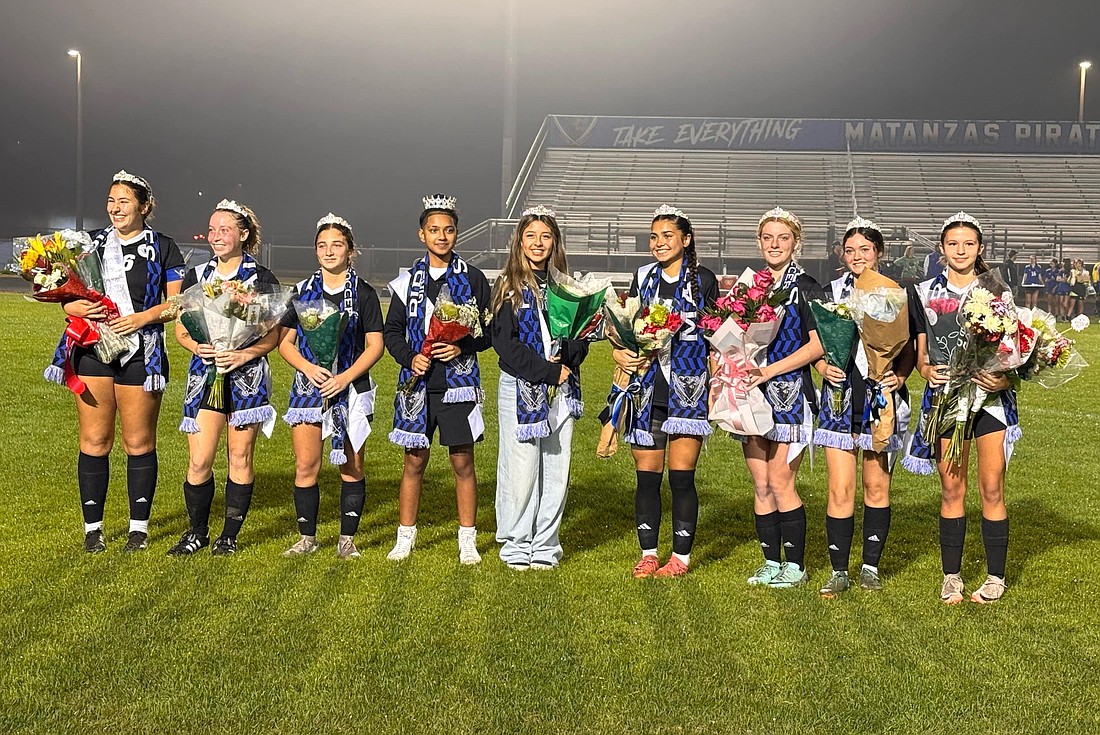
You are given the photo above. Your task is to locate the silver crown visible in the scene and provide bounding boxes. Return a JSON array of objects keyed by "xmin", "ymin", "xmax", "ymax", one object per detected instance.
[
  {"xmin": 942, "ymin": 211, "xmax": 983, "ymax": 235},
  {"xmin": 215, "ymin": 199, "xmax": 248, "ymax": 218},
  {"xmin": 521, "ymin": 204, "xmax": 557, "ymax": 219},
  {"xmin": 112, "ymin": 169, "xmax": 150, "ymax": 191},
  {"xmin": 316, "ymin": 212, "xmax": 352, "ymax": 233},
  {"xmin": 846, "ymin": 215, "xmax": 881, "ymax": 234},
  {"xmin": 653, "ymin": 204, "xmax": 686, "ymax": 220},
  {"xmin": 759, "ymin": 206, "xmax": 801, "ymax": 228},
  {"xmin": 422, "ymin": 193, "xmax": 457, "ymax": 211}
]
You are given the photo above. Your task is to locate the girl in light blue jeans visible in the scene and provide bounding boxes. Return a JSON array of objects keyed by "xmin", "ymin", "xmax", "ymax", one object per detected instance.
[{"xmin": 489, "ymin": 206, "xmax": 588, "ymax": 569}]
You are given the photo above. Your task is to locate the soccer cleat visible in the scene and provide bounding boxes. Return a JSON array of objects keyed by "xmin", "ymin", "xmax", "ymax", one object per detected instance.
[
  {"xmin": 654, "ymin": 556, "xmax": 689, "ymax": 578},
  {"xmin": 458, "ymin": 529, "xmax": 481, "ymax": 565},
  {"xmin": 336, "ymin": 535, "xmax": 361, "ymax": 560},
  {"xmin": 83, "ymin": 529, "xmax": 106, "ymax": 554},
  {"xmin": 768, "ymin": 562, "xmax": 808, "ymax": 588},
  {"xmin": 122, "ymin": 531, "xmax": 148, "ymax": 553},
  {"xmin": 386, "ymin": 526, "xmax": 417, "ymax": 561},
  {"xmin": 970, "ymin": 575, "xmax": 1006, "ymax": 604},
  {"xmin": 859, "ymin": 566, "xmax": 884, "ymax": 591},
  {"xmin": 210, "ymin": 535, "xmax": 237, "ymax": 556},
  {"xmin": 747, "ymin": 560, "xmax": 783, "ymax": 586},
  {"xmin": 632, "ymin": 555, "xmax": 661, "ymax": 579},
  {"xmin": 940, "ymin": 573, "xmax": 965, "ymax": 604},
  {"xmin": 166, "ymin": 530, "xmax": 209, "ymax": 556},
  {"xmin": 819, "ymin": 570, "xmax": 850, "ymax": 598},
  {"xmin": 283, "ymin": 535, "xmax": 319, "ymax": 557}
]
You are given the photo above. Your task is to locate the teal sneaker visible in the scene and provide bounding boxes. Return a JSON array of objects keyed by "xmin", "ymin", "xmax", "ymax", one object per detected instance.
[
  {"xmin": 768, "ymin": 562, "xmax": 808, "ymax": 588},
  {"xmin": 859, "ymin": 565, "xmax": 884, "ymax": 591},
  {"xmin": 747, "ymin": 560, "xmax": 783, "ymax": 586},
  {"xmin": 819, "ymin": 570, "xmax": 850, "ymax": 598}
]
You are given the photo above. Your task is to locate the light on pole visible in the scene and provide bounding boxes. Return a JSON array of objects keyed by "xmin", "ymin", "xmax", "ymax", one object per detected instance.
[
  {"xmin": 68, "ymin": 49, "xmax": 83, "ymax": 230},
  {"xmin": 1079, "ymin": 60, "xmax": 1091, "ymax": 123}
]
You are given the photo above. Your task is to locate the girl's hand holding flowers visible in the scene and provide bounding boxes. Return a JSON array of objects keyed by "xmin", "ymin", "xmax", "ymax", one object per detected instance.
[
  {"xmin": 410, "ymin": 354, "xmax": 431, "ymax": 376},
  {"xmin": 430, "ymin": 342, "xmax": 462, "ymax": 362},
  {"xmin": 64, "ymin": 299, "xmax": 108, "ymax": 320},
  {"xmin": 318, "ymin": 372, "xmax": 350, "ymax": 399},
  {"xmin": 972, "ymin": 370, "xmax": 1010, "ymax": 392},
  {"xmin": 214, "ymin": 349, "xmax": 249, "ymax": 373},
  {"xmin": 306, "ymin": 364, "xmax": 332, "ymax": 388},
  {"xmin": 821, "ymin": 363, "xmax": 847, "ymax": 384}
]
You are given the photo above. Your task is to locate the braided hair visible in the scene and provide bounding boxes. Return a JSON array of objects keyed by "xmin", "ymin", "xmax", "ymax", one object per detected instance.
[{"xmin": 652, "ymin": 213, "xmax": 700, "ymax": 303}]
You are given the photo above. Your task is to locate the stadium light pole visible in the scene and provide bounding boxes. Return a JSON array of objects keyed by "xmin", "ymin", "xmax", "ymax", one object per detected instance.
[
  {"xmin": 1079, "ymin": 61, "xmax": 1092, "ymax": 123},
  {"xmin": 68, "ymin": 49, "xmax": 84, "ymax": 230},
  {"xmin": 501, "ymin": 0, "xmax": 518, "ymax": 216}
]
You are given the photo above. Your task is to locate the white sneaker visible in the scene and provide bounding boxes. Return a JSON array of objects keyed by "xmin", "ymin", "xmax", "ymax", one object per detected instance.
[
  {"xmin": 387, "ymin": 525, "xmax": 416, "ymax": 561},
  {"xmin": 458, "ymin": 527, "xmax": 481, "ymax": 565},
  {"xmin": 283, "ymin": 535, "xmax": 319, "ymax": 557}
]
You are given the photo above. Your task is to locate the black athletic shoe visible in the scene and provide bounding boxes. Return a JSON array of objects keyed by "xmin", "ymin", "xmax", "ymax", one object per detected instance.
[
  {"xmin": 166, "ymin": 530, "xmax": 209, "ymax": 557},
  {"xmin": 210, "ymin": 535, "xmax": 237, "ymax": 556},
  {"xmin": 122, "ymin": 531, "xmax": 148, "ymax": 553},
  {"xmin": 83, "ymin": 529, "xmax": 106, "ymax": 554}
]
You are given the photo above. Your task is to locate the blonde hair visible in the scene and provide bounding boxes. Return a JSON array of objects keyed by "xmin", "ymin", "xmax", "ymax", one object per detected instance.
[
  {"xmin": 757, "ymin": 213, "xmax": 803, "ymax": 260},
  {"xmin": 217, "ymin": 202, "xmax": 263, "ymax": 255}
]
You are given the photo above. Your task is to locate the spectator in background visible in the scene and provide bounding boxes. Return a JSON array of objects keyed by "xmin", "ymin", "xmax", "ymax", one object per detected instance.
[
  {"xmin": 1068, "ymin": 258, "xmax": 1090, "ymax": 319},
  {"xmin": 923, "ymin": 249, "xmax": 945, "ymax": 280},
  {"xmin": 1021, "ymin": 254, "xmax": 1044, "ymax": 309},
  {"xmin": 999, "ymin": 250, "xmax": 1019, "ymax": 295},
  {"xmin": 1092, "ymin": 260, "xmax": 1100, "ymax": 316},
  {"xmin": 894, "ymin": 244, "xmax": 924, "ymax": 285}
]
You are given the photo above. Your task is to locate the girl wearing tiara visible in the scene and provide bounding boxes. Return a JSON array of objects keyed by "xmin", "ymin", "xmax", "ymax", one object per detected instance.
[
  {"xmin": 168, "ymin": 200, "xmax": 283, "ymax": 557},
  {"xmin": 740, "ymin": 207, "xmax": 825, "ymax": 589},
  {"xmin": 814, "ymin": 217, "xmax": 915, "ymax": 597},
  {"xmin": 490, "ymin": 205, "xmax": 589, "ymax": 570},
  {"xmin": 904, "ymin": 213, "xmax": 1017, "ymax": 604},
  {"xmin": 279, "ymin": 214, "xmax": 384, "ymax": 559},
  {"xmin": 49, "ymin": 171, "xmax": 186, "ymax": 552},
  {"xmin": 383, "ymin": 195, "xmax": 492, "ymax": 564},
  {"xmin": 611, "ymin": 205, "xmax": 717, "ymax": 578}
]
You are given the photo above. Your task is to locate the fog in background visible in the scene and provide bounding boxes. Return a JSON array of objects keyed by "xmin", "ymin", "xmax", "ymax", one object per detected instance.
[{"xmin": 2, "ymin": 0, "xmax": 1097, "ymax": 249}]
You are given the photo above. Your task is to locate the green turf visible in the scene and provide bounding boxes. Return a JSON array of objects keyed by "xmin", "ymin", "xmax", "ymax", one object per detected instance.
[{"xmin": 1, "ymin": 293, "xmax": 1097, "ymax": 734}]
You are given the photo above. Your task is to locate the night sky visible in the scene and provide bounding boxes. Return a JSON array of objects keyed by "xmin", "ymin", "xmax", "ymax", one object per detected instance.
[{"xmin": 2, "ymin": 0, "xmax": 1097, "ymax": 249}]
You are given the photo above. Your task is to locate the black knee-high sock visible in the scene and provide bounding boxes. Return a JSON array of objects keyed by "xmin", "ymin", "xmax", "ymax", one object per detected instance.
[
  {"xmin": 221, "ymin": 479, "xmax": 254, "ymax": 538},
  {"xmin": 78, "ymin": 452, "xmax": 110, "ymax": 527},
  {"xmin": 667, "ymin": 470, "xmax": 698, "ymax": 556},
  {"xmin": 126, "ymin": 450, "xmax": 158, "ymax": 522},
  {"xmin": 754, "ymin": 511, "xmax": 782, "ymax": 563},
  {"xmin": 340, "ymin": 479, "xmax": 366, "ymax": 536},
  {"xmin": 981, "ymin": 517, "xmax": 1009, "ymax": 578},
  {"xmin": 940, "ymin": 515, "xmax": 966, "ymax": 575},
  {"xmin": 862, "ymin": 505, "xmax": 891, "ymax": 568},
  {"xmin": 293, "ymin": 484, "xmax": 320, "ymax": 536},
  {"xmin": 825, "ymin": 514, "xmax": 854, "ymax": 572},
  {"xmin": 183, "ymin": 477, "xmax": 215, "ymax": 537},
  {"xmin": 634, "ymin": 470, "xmax": 663, "ymax": 550},
  {"xmin": 778, "ymin": 506, "xmax": 807, "ymax": 569}
]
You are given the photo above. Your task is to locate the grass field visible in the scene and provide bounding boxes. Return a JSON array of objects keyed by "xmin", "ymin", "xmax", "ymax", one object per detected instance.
[{"xmin": 1, "ymin": 292, "xmax": 1098, "ymax": 734}]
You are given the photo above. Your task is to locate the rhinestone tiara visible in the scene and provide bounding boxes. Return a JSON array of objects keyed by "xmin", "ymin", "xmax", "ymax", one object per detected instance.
[
  {"xmin": 112, "ymin": 170, "xmax": 150, "ymax": 192},
  {"xmin": 521, "ymin": 204, "xmax": 557, "ymax": 219},
  {"xmin": 653, "ymin": 204, "xmax": 686, "ymax": 220},
  {"xmin": 846, "ymin": 215, "xmax": 881, "ymax": 234},
  {"xmin": 316, "ymin": 212, "xmax": 352, "ymax": 233},
  {"xmin": 215, "ymin": 199, "xmax": 248, "ymax": 218},
  {"xmin": 759, "ymin": 206, "xmax": 801, "ymax": 229},
  {"xmin": 942, "ymin": 211, "xmax": 983, "ymax": 235},
  {"xmin": 422, "ymin": 193, "xmax": 458, "ymax": 211}
]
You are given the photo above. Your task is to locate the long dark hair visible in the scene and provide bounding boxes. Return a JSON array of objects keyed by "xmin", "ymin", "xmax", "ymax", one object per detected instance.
[
  {"xmin": 653, "ymin": 212, "xmax": 700, "ymax": 303},
  {"xmin": 842, "ymin": 226, "xmax": 885, "ymax": 255},
  {"xmin": 940, "ymin": 222, "xmax": 989, "ymax": 275}
]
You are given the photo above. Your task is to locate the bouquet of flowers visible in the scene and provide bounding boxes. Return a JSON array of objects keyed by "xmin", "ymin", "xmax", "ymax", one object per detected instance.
[
  {"xmin": 1016, "ymin": 311, "xmax": 1088, "ymax": 387},
  {"xmin": 294, "ymin": 299, "xmax": 349, "ymax": 410},
  {"xmin": 809, "ymin": 299, "xmax": 857, "ymax": 415},
  {"xmin": 400, "ymin": 283, "xmax": 484, "ymax": 395},
  {"xmin": 546, "ymin": 267, "xmax": 611, "ymax": 347},
  {"xmin": 13, "ymin": 231, "xmax": 130, "ymax": 368},
  {"xmin": 848, "ymin": 269, "xmax": 910, "ymax": 452},
  {"xmin": 596, "ymin": 294, "xmax": 684, "ymax": 457},
  {"xmin": 177, "ymin": 278, "xmax": 294, "ymax": 408},
  {"xmin": 932, "ymin": 271, "xmax": 1035, "ymax": 465},
  {"xmin": 703, "ymin": 268, "xmax": 788, "ymax": 435}
]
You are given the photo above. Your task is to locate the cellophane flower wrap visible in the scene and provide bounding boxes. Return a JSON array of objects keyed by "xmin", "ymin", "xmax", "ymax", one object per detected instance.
[
  {"xmin": 178, "ymin": 279, "xmax": 294, "ymax": 409},
  {"xmin": 702, "ymin": 267, "xmax": 787, "ymax": 436},
  {"xmin": 399, "ymin": 283, "xmax": 483, "ymax": 395},
  {"xmin": 294, "ymin": 298, "xmax": 349, "ymax": 410},
  {"xmin": 934, "ymin": 271, "xmax": 1035, "ymax": 465},
  {"xmin": 13, "ymin": 230, "xmax": 129, "ymax": 366},
  {"xmin": 809, "ymin": 299, "xmax": 857, "ymax": 416},
  {"xmin": 546, "ymin": 267, "xmax": 611, "ymax": 345},
  {"xmin": 596, "ymin": 293, "xmax": 684, "ymax": 458},
  {"xmin": 1016, "ymin": 310, "xmax": 1088, "ymax": 387},
  {"xmin": 847, "ymin": 269, "xmax": 910, "ymax": 452}
]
